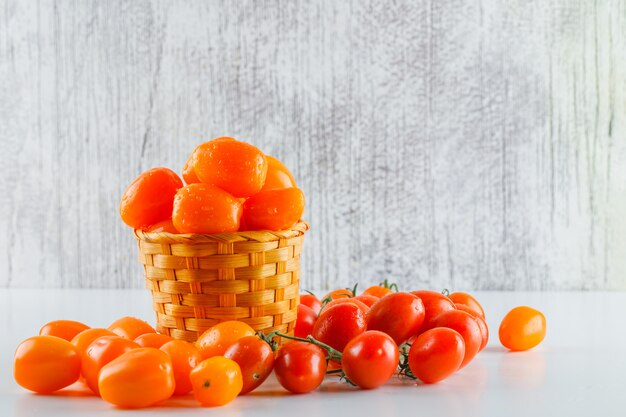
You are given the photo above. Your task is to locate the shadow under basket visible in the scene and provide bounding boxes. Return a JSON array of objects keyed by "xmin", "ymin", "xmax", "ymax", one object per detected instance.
[{"xmin": 134, "ymin": 221, "xmax": 309, "ymax": 343}]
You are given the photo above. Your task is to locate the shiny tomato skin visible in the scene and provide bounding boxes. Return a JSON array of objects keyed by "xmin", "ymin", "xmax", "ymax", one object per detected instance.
[
  {"xmin": 408, "ymin": 328, "xmax": 465, "ymax": 384},
  {"xmin": 362, "ymin": 286, "xmax": 392, "ymax": 298},
  {"xmin": 448, "ymin": 292, "xmax": 485, "ymax": 318},
  {"xmin": 242, "ymin": 187, "xmax": 305, "ymax": 231},
  {"xmin": 342, "ymin": 331, "xmax": 399, "ymax": 389},
  {"xmin": 274, "ymin": 342, "xmax": 326, "ymax": 394},
  {"xmin": 299, "ymin": 294, "xmax": 322, "ymax": 315},
  {"xmin": 262, "ymin": 155, "xmax": 296, "ymax": 191},
  {"xmin": 144, "ymin": 218, "xmax": 178, "ymax": 233},
  {"xmin": 172, "ymin": 184, "xmax": 242, "ymax": 234},
  {"xmin": 107, "ymin": 316, "xmax": 155, "ymax": 340},
  {"xmin": 134, "ymin": 332, "xmax": 173, "ymax": 348},
  {"xmin": 14, "ymin": 336, "xmax": 81, "ymax": 394},
  {"xmin": 319, "ymin": 297, "xmax": 370, "ymax": 315},
  {"xmin": 119, "ymin": 167, "xmax": 183, "ymax": 229},
  {"xmin": 411, "ymin": 290, "xmax": 457, "ymax": 332},
  {"xmin": 98, "ymin": 348, "xmax": 175, "ymax": 408},
  {"xmin": 160, "ymin": 340, "xmax": 203, "ymax": 395},
  {"xmin": 39, "ymin": 320, "xmax": 90, "ymax": 341},
  {"xmin": 455, "ymin": 303, "xmax": 489, "ymax": 351},
  {"xmin": 82, "ymin": 335, "xmax": 139, "ymax": 394},
  {"xmin": 366, "ymin": 292, "xmax": 425, "ymax": 345},
  {"xmin": 224, "ymin": 336, "xmax": 275, "ymax": 394},
  {"xmin": 312, "ymin": 303, "xmax": 367, "ymax": 352},
  {"xmin": 354, "ymin": 294, "xmax": 379, "ymax": 308},
  {"xmin": 193, "ymin": 139, "xmax": 267, "ymax": 198},
  {"xmin": 190, "ymin": 357, "xmax": 243, "ymax": 406},
  {"xmin": 294, "ymin": 304, "xmax": 317, "ymax": 338},
  {"xmin": 196, "ymin": 320, "xmax": 256, "ymax": 359},
  {"xmin": 499, "ymin": 306, "xmax": 546, "ymax": 351},
  {"xmin": 431, "ymin": 310, "xmax": 482, "ymax": 368}
]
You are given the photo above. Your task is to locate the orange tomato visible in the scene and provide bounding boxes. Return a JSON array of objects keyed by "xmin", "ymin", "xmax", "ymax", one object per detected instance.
[
  {"xmin": 172, "ymin": 184, "xmax": 242, "ymax": 234},
  {"xmin": 14, "ymin": 336, "xmax": 81, "ymax": 394},
  {"xmin": 82, "ymin": 335, "xmax": 139, "ymax": 394},
  {"xmin": 144, "ymin": 218, "xmax": 178, "ymax": 233},
  {"xmin": 354, "ymin": 294, "xmax": 379, "ymax": 308},
  {"xmin": 98, "ymin": 348, "xmax": 175, "ymax": 408},
  {"xmin": 499, "ymin": 306, "xmax": 546, "ymax": 351},
  {"xmin": 262, "ymin": 155, "xmax": 296, "ymax": 191},
  {"xmin": 39, "ymin": 320, "xmax": 90, "ymax": 341},
  {"xmin": 190, "ymin": 357, "xmax": 243, "ymax": 407},
  {"xmin": 319, "ymin": 297, "xmax": 370, "ymax": 315},
  {"xmin": 322, "ymin": 288, "xmax": 354, "ymax": 301},
  {"xmin": 182, "ymin": 155, "xmax": 200, "ymax": 184},
  {"xmin": 119, "ymin": 167, "xmax": 183, "ymax": 229},
  {"xmin": 107, "ymin": 316, "xmax": 156, "ymax": 340},
  {"xmin": 71, "ymin": 328, "xmax": 117, "ymax": 358},
  {"xmin": 362, "ymin": 286, "xmax": 392, "ymax": 298},
  {"xmin": 193, "ymin": 139, "xmax": 267, "ymax": 198},
  {"xmin": 196, "ymin": 321, "xmax": 256, "ymax": 359},
  {"xmin": 241, "ymin": 187, "xmax": 305, "ymax": 231},
  {"xmin": 134, "ymin": 332, "xmax": 173, "ymax": 348},
  {"xmin": 160, "ymin": 340, "xmax": 203, "ymax": 395},
  {"xmin": 448, "ymin": 292, "xmax": 485, "ymax": 318}
]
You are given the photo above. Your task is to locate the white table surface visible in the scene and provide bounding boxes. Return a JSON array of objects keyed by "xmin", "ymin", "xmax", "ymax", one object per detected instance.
[{"xmin": 1, "ymin": 290, "xmax": 625, "ymax": 417}]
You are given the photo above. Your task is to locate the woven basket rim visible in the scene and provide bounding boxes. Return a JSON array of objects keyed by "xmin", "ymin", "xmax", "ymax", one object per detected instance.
[{"xmin": 134, "ymin": 220, "xmax": 309, "ymax": 244}]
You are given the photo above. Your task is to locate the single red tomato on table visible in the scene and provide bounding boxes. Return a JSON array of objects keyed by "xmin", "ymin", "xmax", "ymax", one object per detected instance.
[
  {"xmin": 274, "ymin": 341, "xmax": 326, "ymax": 394},
  {"xmin": 408, "ymin": 328, "xmax": 465, "ymax": 384},
  {"xmin": 224, "ymin": 335, "xmax": 275, "ymax": 394},
  {"xmin": 342, "ymin": 331, "xmax": 399, "ymax": 389},
  {"xmin": 312, "ymin": 303, "xmax": 367, "ymax": 352}
]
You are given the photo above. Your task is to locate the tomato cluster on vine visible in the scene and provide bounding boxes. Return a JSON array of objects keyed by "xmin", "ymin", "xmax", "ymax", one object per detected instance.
[{"xmin": 13, "ymin": 284, "xmax": 546, "ymax": 408}]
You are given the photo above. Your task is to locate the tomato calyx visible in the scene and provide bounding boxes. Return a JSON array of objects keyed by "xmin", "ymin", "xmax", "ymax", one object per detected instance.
[
  {"xmin": 397, "ymin": 343, "xmax": 417, "ymax": 380},
  {"xmin": 378, "ymin": 279, "xmax": 398, "ymax": 292}
]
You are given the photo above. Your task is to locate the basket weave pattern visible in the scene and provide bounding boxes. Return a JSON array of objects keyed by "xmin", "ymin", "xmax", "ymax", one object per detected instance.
[{"xmin": 134, "ymin": 221, "xmax": 308, "ymax": 342}]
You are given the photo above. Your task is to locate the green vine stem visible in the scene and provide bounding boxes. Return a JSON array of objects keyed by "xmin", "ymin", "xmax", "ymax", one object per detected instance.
[{"xmin": 397, "ymin": 343, "xmax": 416, "ymax": 380}]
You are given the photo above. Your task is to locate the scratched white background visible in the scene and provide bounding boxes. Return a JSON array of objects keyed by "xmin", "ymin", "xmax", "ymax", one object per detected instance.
[{"xmin": 1, "ymin": 1, "xmax": 625, "ymax": 291}]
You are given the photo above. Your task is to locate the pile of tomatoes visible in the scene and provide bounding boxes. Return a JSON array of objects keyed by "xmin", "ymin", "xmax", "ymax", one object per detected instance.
[
  {"xmin": 119, "ymin": 137, "xmax": 305, "ymax": 234},
  {"xmin": 13, "ymin": 284, "xmax": 546, "ymax": 409}
]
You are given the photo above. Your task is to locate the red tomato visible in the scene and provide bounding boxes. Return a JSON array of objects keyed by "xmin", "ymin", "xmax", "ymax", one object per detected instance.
[
  {"xmin": 193, "ymin": 139, "xmax": 267, "ymax": 198},
  {"xmin": 342, "ymin": 331, "xmax": 399, "ymax": 389},
  {"xmin": 172, "ymin": 184, "xmax": 242, "ymax": 234},
  {"xmin": 108, "ymin": 317, "xmax": 155, "ymax": 340},
  {"xmin": 98, "ymin": 348, "xmax": 175, "ymax": 408},
  {"xmin": 408, "ymin": 328, "xmax": 465, "ymax": 383},
  {"xmin": 411, "ymin": 290, "xmax": 456, "ymax": 332},
  {"xmin": 14, "ymin": 336, "xmax": 81, "ymax": 394},
  {"xmin": 134, "ymin": 333, "xmax": 173, "ymax": 348},
  {"xmin": 262, "ymin": 155, "xmax": 297, "ymax": 191},
  {"xmin": 319, "ymin": 297, "xmax": 370, "ymax": 315},
  {"xmin": 299, "ymin": 294, "xmax": 322, "ymax": 315},
  {"xmin": 431, "ymin": 310, "xmax": 482, "ymax": 368},
  {"xmin": 39, "ymin": 320, "xmax": 90, "ymax": 341},
  {"xmin": 224, "ymin": 336, "xmax": 275, "ymax": 394},
  {"xmin": 274, "ymin": 341, "xmax": 326, "ymax": 394},
  {"xmin": 242, "ymin": 187, "xmax": 305, "ymax": 231},
  {"xmin": 455, "ymin": 303, "xmax": 489, "ymax": 351},
  {"xmin": 354, "ymin": 294, "xmax": 379, "ymax": 308},
  {"xmin": 312, "ymin": 303, "xmax": 367, "ymax": 352},
  {"xmin": 366, "ymin": 292, "xmax": 425, "ymax": 345},
  {"xmin": 82, "ymin": 335, "xmax": 139, "ymax": 394},
  {"xmin": 448, "ymin": 292, "xmax": 485, "ymax": 318},
  {"xmin": 499, "ymin": 306, "xmax": 546, "ymax": 351},
  {"xmin": 119, "ymin": 167, "xmax": 183, "ymax": 229},
  {"xmin": 294, "ymin": 304, "xmax": 317, "ymax": 338},
  {"xmin": 160, "ymin": 340, "xmax": 203, "ymax": 395}
]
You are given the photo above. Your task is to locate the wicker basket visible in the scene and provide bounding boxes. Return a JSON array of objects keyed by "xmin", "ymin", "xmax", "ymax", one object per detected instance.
[{"xmin": 134, "ymin": 221, "xmax": 309, "ymax": 343}]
